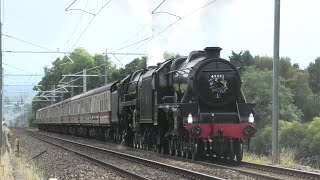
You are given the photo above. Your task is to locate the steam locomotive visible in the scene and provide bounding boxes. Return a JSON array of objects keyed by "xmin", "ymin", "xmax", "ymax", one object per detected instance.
[{"xmin": 36, "ymin": 47, "xmax": 256, "ymax": 162}]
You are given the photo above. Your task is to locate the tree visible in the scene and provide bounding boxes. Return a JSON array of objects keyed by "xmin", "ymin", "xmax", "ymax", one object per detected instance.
[
  {"xmin": 163, "ymin": 51, "xmax": 180, "ymax": 60},
  {"xmin": 242, "ymin": 67, "xmax": 303, "ymax": 127},
  {"xmin": 280, "ymin": 121, "xmax": 307, "ymax": 148},
  {"xmin": 229, "ymin": 50, "xmax": 254, "ymax": 68},
  {"xmin": 308, "ymin": 57, "xmax": 320, "ymax": 94},
  {"xmin": 286, "ymin": 71, "xmax": 320, "ymax": 121},
  {"xmin": 251, "ymin": 120, "xmax": 308, "ymax": 155},
  {"xmin": 87, "ymin": 54, "xmax": 111, "ymax": 89},
  {"xmin": 253, "ymin": 56, "xmax": 296, "ymax": 79},
  {"xmin": 32, "ymin": 48, "xmax": 98, "ymax": 109},
  {"xmin": 32, "ymin": 48, "xmax": 149, "ymax": 111},
  {"xmin": 108, "ymin": 56, "xmax": 148, "ymax": 82},
  {"xmin": 297, "ymin": 117, "xmax": 320, "ymax": 165}
]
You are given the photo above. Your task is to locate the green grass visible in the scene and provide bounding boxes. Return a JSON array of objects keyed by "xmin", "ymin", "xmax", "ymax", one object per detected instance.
[
  {"xmin": 17, "ymin": 156, "xmax": 43, "ymax": 180},
  {"xmin": 243, "ymin": 148, "xmax": 296, "ymax": 166},
  {"xmin": 0, "ymin": 150, "xmax": 14, "ymax": 180}
]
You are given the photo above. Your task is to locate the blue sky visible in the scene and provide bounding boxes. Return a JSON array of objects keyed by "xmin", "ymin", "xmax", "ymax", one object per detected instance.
[{"xmin": 3, "ymin": 0, "xmax": 320, "ymax": 102}]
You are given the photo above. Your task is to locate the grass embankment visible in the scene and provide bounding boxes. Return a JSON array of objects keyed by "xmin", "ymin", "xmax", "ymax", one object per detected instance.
[
  {"xmin": 1, "ymin": 127, "xmax": 43, "ymax": 180},
  {"xmin": 16, "ymin": 156, "xmax": 43, "ymax": 180},
  {"xmin": 243, "ymin": 148, "xmax": 301, "ymax": 167},
  {"xmin": 0, "ymin": 150, "xmax": 14, "ymax": 180}
]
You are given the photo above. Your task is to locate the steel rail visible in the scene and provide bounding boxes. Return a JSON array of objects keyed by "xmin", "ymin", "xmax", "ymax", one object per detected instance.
[
  {"xmin": 154, "ymin": 148, "xmax": 320, "ymax": 180},
  {"xmin": 159, "ymin": 155, "xmax": 284, "ymax": 180},
  {"xmin": 24, "ymin": 128, "xmax": 320, "ymax": 180},
  {"xmin": 19, "ymin": 129, "xmax": 147, "ymax": 180},
  {"xmin": 22, "ymin": 129, "xmax": 224, "ymax": 180},
  {"xmin": 241, "ymin": 162, "xmax": 320, "ymax": 180}
]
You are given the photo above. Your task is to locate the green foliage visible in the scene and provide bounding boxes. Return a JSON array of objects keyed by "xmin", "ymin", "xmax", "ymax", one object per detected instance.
[
  {"xmin": 28, "ymin": 113, "xmax": 36, "ymax": 127},
  {"xmin": 242, "ymin": 67, "xmax": 302, "ymax": 127},
  {"xmin": 108, "ymin": 56, "xmax": 147, "ymax": 82},
  {"xmin": 280, "ymin": 121, "xmax": 307, "ymax": 148},
  {"xmin": 32, "ymin": 48, "xmax": 149, "ymax": 111},
  {"xmin": 229, "ymin": 50, "xmax": 254, "ymax": 69},
  {"xmin": 240, "ymin": 54, "xmax": 320, "ymax": 122},
  {"xmin": 251, "ymin": 120, "xmax": 306, "ymax": 154},
  {"xmin": 62, "ymin": 48, "xmax": 95, "ymax": 74},
  {"xmin": 251, "ymin": 117, "xmax": 320, "ymax": 167},
  {"xmin": 300, "ymin": 117, "xmax": 320, "ymax": 156},
  {"xmin": 251, "ymin": 124, "xmax": 272, "ymax": 154},
  {"xmin": 308, "ymin": 57, "xmax": 320, "ymax": 94},
  {"xmin": 163, "ymin": 51, "xmax": 180, "ymax": 60},
  {"xmin": 286, "ymin": 71, "xmax": 320, "ymax": 121},
  {"xmin": 253, "ymin": 56, "xmax": 296, "ymax": 79}
]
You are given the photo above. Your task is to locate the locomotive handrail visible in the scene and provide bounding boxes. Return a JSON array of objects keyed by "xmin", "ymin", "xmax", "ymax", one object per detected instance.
[{"xmin": 166, "ymin": 68, "xmax": 191, "ymax": 75}]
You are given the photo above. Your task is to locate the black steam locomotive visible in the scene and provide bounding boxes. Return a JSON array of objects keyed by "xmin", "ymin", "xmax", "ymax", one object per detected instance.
[{"xmin": 36, "ymin": 47, "xmax": 256, "ymax": 161}]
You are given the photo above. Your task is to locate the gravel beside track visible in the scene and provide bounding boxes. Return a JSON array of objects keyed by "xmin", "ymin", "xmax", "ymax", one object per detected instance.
[
  {"xmin": 28, "ymin": 128, "xmax": 320, "ymax": 180},
  {"xmin": 9, "ymin": 128, "xmax": 131, "ymax": 180},
  {"xmin": 19, "ymin": 128, "xmax": 224, "ymax": 180},
  {"xmin": 26, "ymin": 129, "xmax": 255, "ymax": 180},
  {"xmin": 240, "ymin": 162, "xmax": 320, "ymax": 180}
]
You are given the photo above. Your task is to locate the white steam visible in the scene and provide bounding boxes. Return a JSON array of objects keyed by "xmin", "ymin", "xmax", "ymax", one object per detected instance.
[{"xmin": 127, "ymin": 0, "xmax": 152, "ymax": 26}]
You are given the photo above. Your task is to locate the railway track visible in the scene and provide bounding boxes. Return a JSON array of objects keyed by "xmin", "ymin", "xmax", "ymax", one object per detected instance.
[
  {"xmin": 19, "ymin": 128, "xmax": 224, "ymax": 180},
  {"xmin": 151, "ymin": 143, "xmax": 320, "ymax": 180},
  {"xmin": 17, "ymin": 129, "xmax": 147, "ymax": 180},
  {"xmin": 149, "ymin": 143, "xmax": 320, "ymax": 180},
  {"xmin": 162, "ymin": 154, "xmax": 320, "ymax": 180},
  {"xmin": 241, "ymin": 162, "xmax": 320, "ymax": 180},
  {"xmin": 22, "ymin": 128, "xmax": 320, "ymax": 180}
]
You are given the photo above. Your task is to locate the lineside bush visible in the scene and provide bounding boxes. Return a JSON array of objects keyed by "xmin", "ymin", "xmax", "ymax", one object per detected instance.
[{"xmin": 250, "ymin": 117, "xmax": 320, "ymax": 168}]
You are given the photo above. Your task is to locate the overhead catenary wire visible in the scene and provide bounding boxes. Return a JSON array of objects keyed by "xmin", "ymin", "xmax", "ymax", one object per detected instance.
[
  {"xmin": 111, "ymin": 0, "xmax": 218, "ymax": 56},
  {"xmin": 68, "ymin": 0, "xmax": 113, "ymax": 52},
  {"xmin": 3, "ymin": 62, "xmax": 35, "ymax": 74},
  {"xmin": 65, "ymin": 0, "xmax": 94, "ymax": 16},
  {"xmin": 65, "ymin": 0, "xmax": 78, "ymax": 11},
  {"xmin": 113, "ymin": 26, "xmax": 148, "ymax": 49},
  {"xmin": 64, "ymin": 0, "xmax": 89, "ymax": 48},
  {"xmin": 108, "ymin": 0, "xmax": 168, "ymax": 52},
  {"xmin": 112, "ymin": 54, "xmax": 123, "ymax": 66},
  {"xmin": 109, "ymin": 28, "xmax": 151, "ymax": 53},
  {"xmin": 5, "ymin": 74, "xmax": 43, "ymax": 76},
  {"xmin": 117, "ymin": 0, "xmax": 218, "ymax": 60},
  {"xmin": 153, "ymin": 11, "xmax": 181, "ymax": 19},
  {"xmin": 2, "ymin": 33, "xmax": 75, "ymax": 65},
  {"xmin": 152, "ymin": 0, "xmax": 167, "ymax": 14},
  {"xmin": 3, "ymin": 34, "xmax": 55, "ymax": 51},
  {"xmin": 2, "ymin": 0, "xmax": 4, "ymax": 26},
  {"xmin": 109, "ymin": 37, "xmax": 151, "ymax": 53},
  {"xmin": 2, "ymin": 50, "xmax": 146, "ymax": 55}
]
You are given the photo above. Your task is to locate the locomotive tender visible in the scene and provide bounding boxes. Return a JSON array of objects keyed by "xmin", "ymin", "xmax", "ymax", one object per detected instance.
[{"xmin": 36, "ymin": 47, "xmax": 256, "ymax": 161}]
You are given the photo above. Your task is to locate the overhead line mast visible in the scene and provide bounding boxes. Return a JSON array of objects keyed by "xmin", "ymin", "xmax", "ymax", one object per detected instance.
[
  {"xmin": 0, "ymin": 0, "xmax": 3, "ymax": 157},
  {"xmin": 272, "ymin": 0, "xmax": 281, "ymax": 165}
]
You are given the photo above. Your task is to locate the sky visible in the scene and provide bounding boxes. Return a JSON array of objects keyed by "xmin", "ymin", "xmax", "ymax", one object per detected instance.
[{"xmin": 2, "ymin": 0, "xmax": 320, "ymax": 103}]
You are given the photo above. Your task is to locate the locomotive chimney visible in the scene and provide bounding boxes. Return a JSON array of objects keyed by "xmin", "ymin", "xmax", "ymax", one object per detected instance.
[{"xmin": 204, "ymin": 47, "xmax": 222, "ymax": 58}]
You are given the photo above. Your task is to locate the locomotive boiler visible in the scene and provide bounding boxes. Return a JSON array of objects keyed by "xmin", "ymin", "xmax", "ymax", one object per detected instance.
[{"xmin": 35, "ymin": 47, "xmax": 256, "ymax": 162}]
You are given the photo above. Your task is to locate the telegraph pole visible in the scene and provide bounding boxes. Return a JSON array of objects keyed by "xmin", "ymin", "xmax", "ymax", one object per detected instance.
[
  {"xmin": 51, "ymin": 85, "xmax": 55, "ymax": 105},
  {"xmin": 0, "ymin": 0, "xmax": 3, "ymax": 154},
  {"xmin": 83, "ymin": 69, "xmax": 87, "ymax": 92},
  {"xmin": 71, "ymin": 79, "xmax": 74, "ymax": 97},
  {"xmin": 105, "ymin": 63, "xmax": 108, "ymax": 85},
  {"xmin": 105, "ymin": 49, "xmax": 108, "ymax": 85},
  {"xmin": 272, "ymin": 0, "xmax": 280, "ymax": 165}
]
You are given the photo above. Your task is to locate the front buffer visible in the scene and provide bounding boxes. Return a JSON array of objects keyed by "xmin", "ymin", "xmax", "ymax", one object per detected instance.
[{"xmin": 184, "ymin": 122, "xmax": 256, "ymax": 161}]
